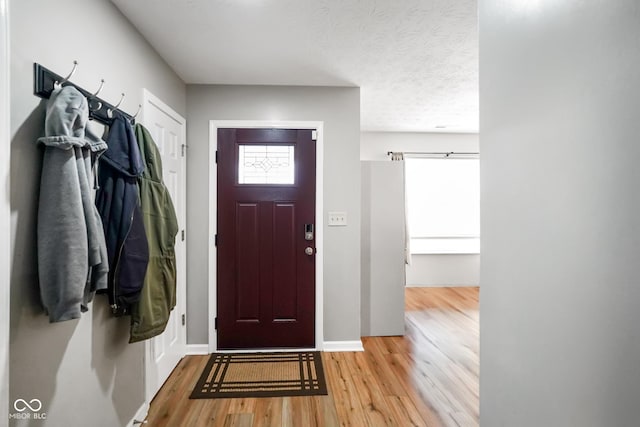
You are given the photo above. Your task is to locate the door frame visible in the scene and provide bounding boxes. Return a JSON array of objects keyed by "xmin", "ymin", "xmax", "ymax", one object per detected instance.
[
  {"xmin": 140, "ymin": 89, "xmax": 188, "ymax": 403},
  {"xmin": 208, "ymin": 120, "xmax": 324, "ymax": 353},
  {"xmin": 0, "ymin": 0, "xmax": 9, "ymax": 423}
]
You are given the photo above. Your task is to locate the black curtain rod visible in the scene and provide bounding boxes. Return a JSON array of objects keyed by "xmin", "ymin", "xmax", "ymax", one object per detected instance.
[
  {"xmin": 387, "ymin": 151, "xmax": 479, "ymax": 156},
  {"xmin": 33, "ymin": 62, "xmax": 134, "ymax": 125}
]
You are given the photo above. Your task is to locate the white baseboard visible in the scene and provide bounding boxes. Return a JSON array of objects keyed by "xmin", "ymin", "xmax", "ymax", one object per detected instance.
[
  {"xmin": 322, "ymin": 340, "xmax": 364, "ymax": 352},
  {"xmin": 186, "ymin": 344, "xmax": 209, "ymax": 355},
  {"xmin": 405, "ymin": 283, "xmax": 480, "ymax": 287},
  {"xmin": 212, "ymin": 347, "xmax": 317, "ymax": 354},
  {"xmin": 129, "ymin": 401, "xmax": 149, "ymax": 426},
  {"xmin": 200, "ymin": 342, "xmax": 365, "ymax": 353}
]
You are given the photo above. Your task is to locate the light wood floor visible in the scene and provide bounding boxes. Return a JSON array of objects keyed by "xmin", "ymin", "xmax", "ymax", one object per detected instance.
[{"xmin": 145, "ymin": 287, "xmax": 479, "ymax": 426}]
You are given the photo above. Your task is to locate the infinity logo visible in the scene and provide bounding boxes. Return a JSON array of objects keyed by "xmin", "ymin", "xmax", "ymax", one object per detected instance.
[{"xmin": 14, "ymin": 398, "xmax": 42, "ymax": 412}]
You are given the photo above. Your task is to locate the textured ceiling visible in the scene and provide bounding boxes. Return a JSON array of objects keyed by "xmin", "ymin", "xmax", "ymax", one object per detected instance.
[{"xmin": 111, "ymin": 0, "xmax": 478, "ymax": 132}]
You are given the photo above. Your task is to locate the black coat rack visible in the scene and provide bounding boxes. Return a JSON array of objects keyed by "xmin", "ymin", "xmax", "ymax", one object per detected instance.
[{"xmin": 33, "ymin": 62, "xmax": 137, "ymax": 125}]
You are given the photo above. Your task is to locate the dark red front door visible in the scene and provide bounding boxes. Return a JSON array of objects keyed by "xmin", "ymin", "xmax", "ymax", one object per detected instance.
[{"xmin": 217, "ymin": 128, "xmax": 316, "ymax": 349}]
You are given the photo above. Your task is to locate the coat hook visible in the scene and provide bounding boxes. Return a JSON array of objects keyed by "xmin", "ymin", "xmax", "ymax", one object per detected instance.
[
  {"xmin": 93, "ymin": 79, "xmax": 105, "ymax": 97},
  {"xmin": 113, "ymin": 92, "xmax": 125, "ymax": 109},
  {"xmin": 107, "ymin": 93, "xmax": 125, "ymax": 118},
  {"xmin": 130, "ymin": 104, "xmax": 142, "ymax": 123},
  {"xmin": 88, "ymin": 79, "xmax": 105, "ymax": 113},
  {"xmin": 54, "ymin": 60, "xmax": 78, "ymax": 89}
]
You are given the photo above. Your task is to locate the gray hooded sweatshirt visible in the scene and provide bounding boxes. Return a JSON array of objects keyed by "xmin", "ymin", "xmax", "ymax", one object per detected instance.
[{"xmin": 36, "ymin": 86, "xmax": 109, "ymax": 322}]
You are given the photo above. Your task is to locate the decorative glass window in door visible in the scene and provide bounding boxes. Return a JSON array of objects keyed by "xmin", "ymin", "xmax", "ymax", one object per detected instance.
[{"xmin": 238, "ymin": 145, "xmax": 295, "ymax": 184}]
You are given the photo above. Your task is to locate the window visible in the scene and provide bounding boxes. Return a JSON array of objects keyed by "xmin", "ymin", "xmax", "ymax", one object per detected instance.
[
  {"xmin": 238, "ymin": 145, "xmax": 295, "ymax": 184},
  {"xmin": 405, "ymin": 157, "xmax": 480, "ymax": 254}
]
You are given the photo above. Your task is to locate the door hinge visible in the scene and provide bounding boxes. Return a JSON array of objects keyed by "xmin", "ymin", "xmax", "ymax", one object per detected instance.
[
  {"xmin": 181, "ymin": 144, "xmax": 186, "ymax": 157},
  {"xmin": 181, "ymin": 314, "xmax": 186, "ymax": 326},
  {"xmin": 181, "ymin": 230, "xmax": 185, "ymax": 241},
  {"xmin": 215, "ymin": 150, "xmax": 219, "ymax": 163},
  {"xmin": 215, "ymin": 234, "xmax": 218, "ymax": 246},
  {"xmin": 311, "ymin": 130, "xmax": 317, "ymax": 141},
  {"xmin": 215, "ymin": 317, "xmax": 218, "ymax": 330}
]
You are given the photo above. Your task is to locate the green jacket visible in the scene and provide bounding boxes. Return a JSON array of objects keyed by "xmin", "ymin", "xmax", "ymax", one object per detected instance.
[{"xmin": 129, "ymin": 124, "xmax": 179, "ymax": 343}]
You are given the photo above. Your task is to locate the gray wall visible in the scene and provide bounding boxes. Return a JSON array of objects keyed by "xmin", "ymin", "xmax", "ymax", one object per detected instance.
[
  {"xmin": 1, "ymin": 0, "xmax": 9, "ymax": 423},
  {"xmin": 186, "ymin": 85, "xmax": 361, "ymax": 345},
  {"xmin": 9, "ymin": 1, "xmax": 185, "ymax": 426},
  {"xmin": 361, "ymin": 161, "xmax": 405, "ymax": 336},
  {"xmin": 480, "ymin": 1, "xmax": 640, "ymax": 425},
  {"xmin": 406, "ymin": 255, "xmax": 479, "ymax": 287},
  {"xmin": 361, "ymin": 131, "xmax": 480, "ymax": 287}
]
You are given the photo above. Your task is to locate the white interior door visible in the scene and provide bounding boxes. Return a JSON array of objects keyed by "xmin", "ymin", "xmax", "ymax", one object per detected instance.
[{"xmin": 141, "ymin": 89, "xmax": 187, "ymax": 402}]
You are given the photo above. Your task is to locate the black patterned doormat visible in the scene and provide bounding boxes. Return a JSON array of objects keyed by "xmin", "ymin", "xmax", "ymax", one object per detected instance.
[{"xmin": 189, "ymin": 351, "xmax": 328, "ymax": 399}]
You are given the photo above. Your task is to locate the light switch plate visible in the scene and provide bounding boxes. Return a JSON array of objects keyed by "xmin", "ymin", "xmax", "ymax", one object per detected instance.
[{"xmin": 328, "ymin": 211, "xmax": 347, "ymax": 226}]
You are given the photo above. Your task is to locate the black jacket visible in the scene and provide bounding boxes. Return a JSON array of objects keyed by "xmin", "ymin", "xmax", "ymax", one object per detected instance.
[{"xmin": 96, "ymin": 114, "xmax": 149, "ymax": 315}]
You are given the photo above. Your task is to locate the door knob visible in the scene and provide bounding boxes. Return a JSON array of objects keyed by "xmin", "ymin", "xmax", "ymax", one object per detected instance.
[{"xmin": 305, "ymin": 247, "xmax": 314, "ymax": 256}]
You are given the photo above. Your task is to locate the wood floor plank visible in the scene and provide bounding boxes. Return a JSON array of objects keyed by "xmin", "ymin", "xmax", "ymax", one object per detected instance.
[
  {"xmin": 143, "ymin": 287, "xmax": 479, "ymax": 427},
  {"xmin": 222, "ymin": 413, "xmax": 253, "ymax": 427},
  {"xmin": 323, "ymin": 352, "xmax": 369, "ymax": 426},
  {"xmin": 289, "ymin": 396, "xmax": 316, "ymax": 427},
  {"xmin": 227, "ymin": 397, "xmax": 257, "ymax": 415},
  {"xmin": 385, "ymin": 395, "xmax": 429, "ymax": 427},
  {"xmin": 252, "ymin": 397, "xmax": 283, "ymax": 427},
  {"xmin": 309, "ymin": 395, "xmax": 341, "ymax": 427},
  {"xmin": 281, "ymin": 397, "xmax": 293, "ymax": 427},
  {"xmin": 384, "ymin": 351, "xmax": 446, "ymax": 427},
  {"xmin": 351, "ymin": 373, "xmax": 396, "ymax": 426},
  {"xmin": 199, "ymin": 399, "xmax": 232, "ymax": 427},
  {"xmin": 361, "ymin": 338, "xmax": 411, "ymax": 398}
]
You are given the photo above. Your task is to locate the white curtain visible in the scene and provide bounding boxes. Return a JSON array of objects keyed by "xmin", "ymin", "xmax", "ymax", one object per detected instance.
[{"xmin": 390, "ymin": 152, "xmax": 411, "ymax": 265}]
